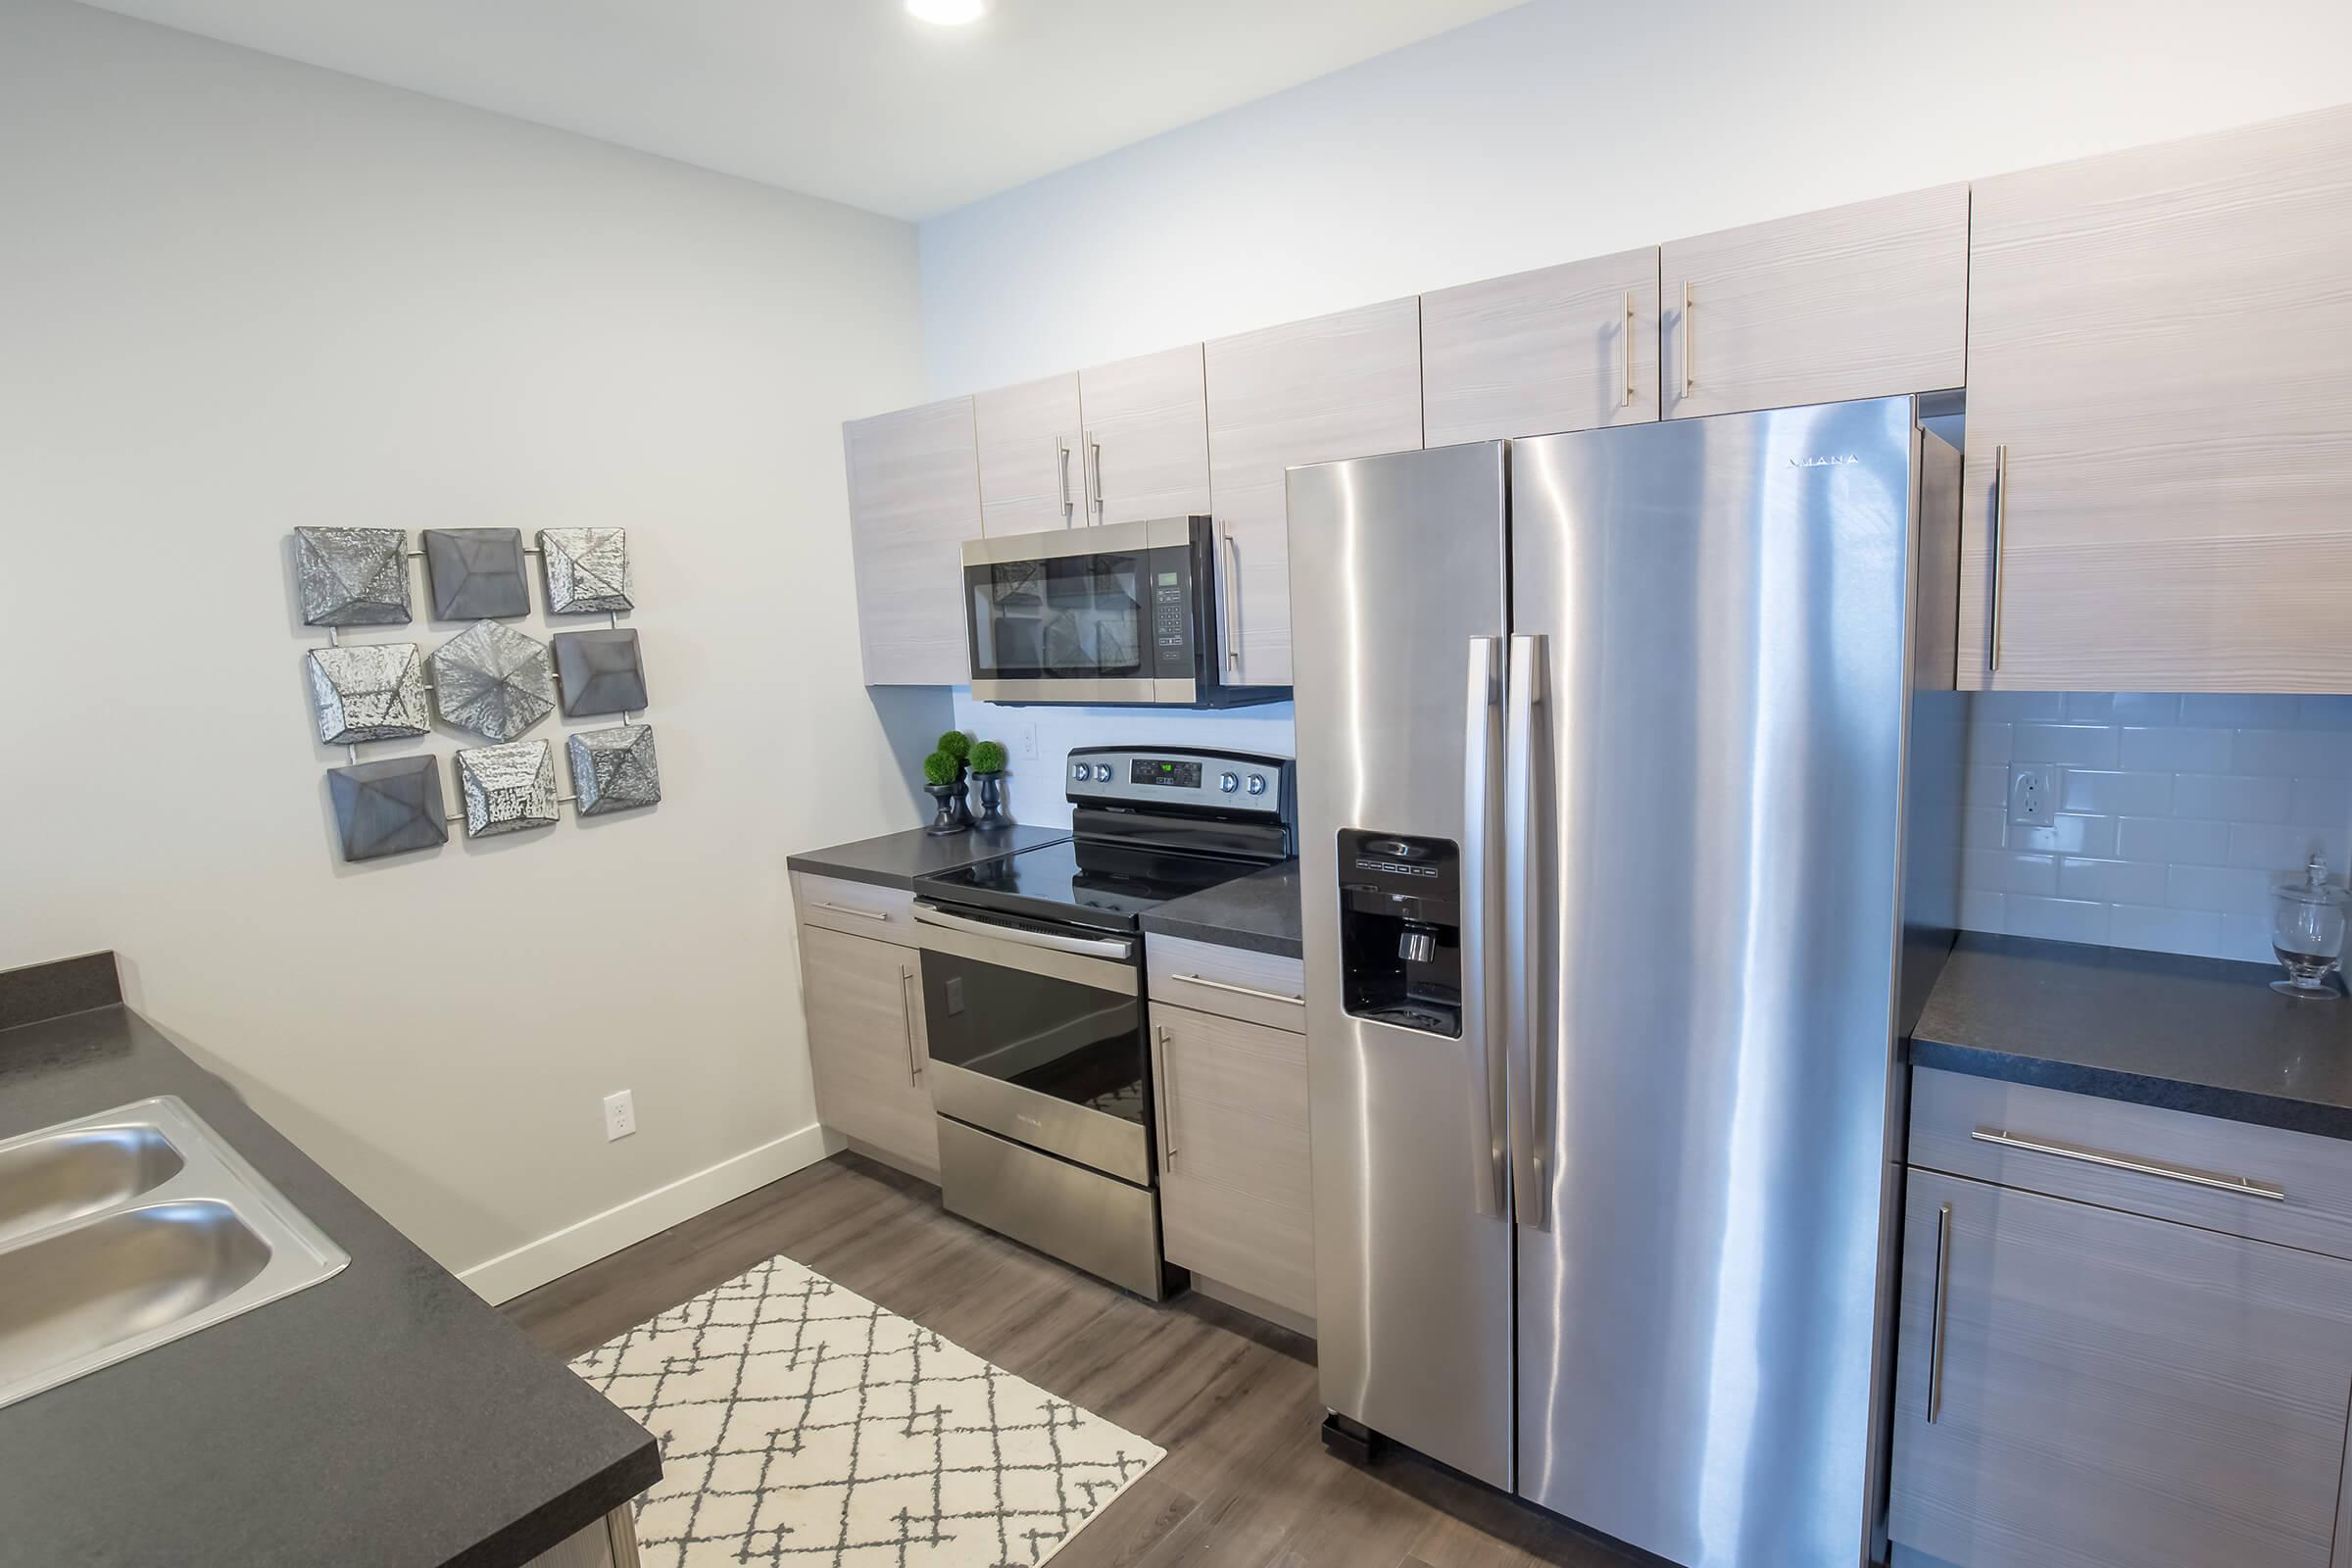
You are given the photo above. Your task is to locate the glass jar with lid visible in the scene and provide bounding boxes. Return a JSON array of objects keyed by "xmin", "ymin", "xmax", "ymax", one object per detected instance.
[{"xmin": 2272, "ymin": 854, "xmax": 2349, "ymax": 998}]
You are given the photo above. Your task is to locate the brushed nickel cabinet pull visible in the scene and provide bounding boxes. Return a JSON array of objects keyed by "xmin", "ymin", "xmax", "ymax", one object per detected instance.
[
  {"xmin": 1172, "ymin": 972, "xmax": 1303, "ymax": 1006},
  {"xmin": 1621, "ymin": 289, "xmax": 1637, "ymax": 408},
  {"xmin": 1928, "ymin": 1201, "xmax": 1952, "ymax": 1423},
  {"xmin": 898, "ymin": 966, "xmax": 921, "ymax": 1086},
  {"xmin": 1153, "ymin": 1024, "xmax": 1178, "ymax": 1170},
  {"xmin": 1680, "ymin": 279, "xmax": 1694, "ymax": 400},
  {"xmin": 813, "ymin": 901, "xmax": 888, "ymax": 922},
  {"xmin": 1970, "ymin": 1126, "xmax": 2285, "ymax": 1200},
  {"xmin": 1988, "ymin": 444, "xmax": 2008, "ymax": 673},
  {"xmin": 1089, "ymin": 431, "xmax": 1104, "ymax": 524},
  {"xmin": 1054, "ymin": 436, "xmax": 1073, "ymax": 523}
]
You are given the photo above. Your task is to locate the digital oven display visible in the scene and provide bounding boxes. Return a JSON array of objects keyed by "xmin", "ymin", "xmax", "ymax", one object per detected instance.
[{"xmin": 1131, "ymin": 759, "xmax": 1202, "ymax": 788}]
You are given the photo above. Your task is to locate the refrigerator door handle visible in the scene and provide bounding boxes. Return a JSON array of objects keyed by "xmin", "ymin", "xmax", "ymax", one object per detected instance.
[
  {"xmin": 1503, "ymin": 633, "xmax": 1550, "ymax": 1232},
  {"xmin": 1464, "ymin": 636, "xmax": 1508, "ymax": 1218}
]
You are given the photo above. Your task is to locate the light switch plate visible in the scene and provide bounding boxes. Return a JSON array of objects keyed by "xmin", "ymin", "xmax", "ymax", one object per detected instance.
[{"xmin": 2010, "ymin": 763, "xmax": 2056, "ymax": 827}]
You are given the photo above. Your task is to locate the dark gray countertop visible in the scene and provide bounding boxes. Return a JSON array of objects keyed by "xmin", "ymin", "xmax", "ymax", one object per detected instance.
[
  {"xmin": 786, "ymin": 823, "xmax": 1070, "ymax": 890},
  {"xmin": 0, "ymin": 984, "xmax": 659, "ymax": 1565},
  {"xmin": 1140, "ymin": 860, "xmax": 1302, "ymax": 958},
  {"xmin": 1911, "ymin": 932, "xmax": 2352, "ymax": 1140}
]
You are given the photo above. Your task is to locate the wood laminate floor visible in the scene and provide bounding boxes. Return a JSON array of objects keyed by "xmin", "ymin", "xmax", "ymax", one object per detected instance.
[{"xmin": 504, "ymin": 1152, "xmax": 1642, "ymax": 1568}]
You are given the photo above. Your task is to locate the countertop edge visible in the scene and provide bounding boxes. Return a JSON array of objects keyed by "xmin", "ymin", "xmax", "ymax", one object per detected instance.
[
  {"xmin": 1908, "ymin": 1035, "xmax": 2352, "ymax": 1143},
  {"xmin": 784, "ymin": 856, "xmax": 911, "ymax": 891},
  {"xmin": 1137, "ymin": 916, "xmax": 1302, "ymax": 960}
]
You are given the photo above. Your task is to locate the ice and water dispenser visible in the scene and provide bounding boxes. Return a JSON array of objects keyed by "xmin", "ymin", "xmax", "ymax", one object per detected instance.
[{"xmin": 1335, "ymin": 830, "xmax": 1463, "ymax": 1038}]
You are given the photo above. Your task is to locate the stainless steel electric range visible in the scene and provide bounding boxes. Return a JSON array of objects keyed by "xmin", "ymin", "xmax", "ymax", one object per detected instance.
[{"xmin": 909, "ymin": 744, "xmax": 1295, "ymax": 1298}]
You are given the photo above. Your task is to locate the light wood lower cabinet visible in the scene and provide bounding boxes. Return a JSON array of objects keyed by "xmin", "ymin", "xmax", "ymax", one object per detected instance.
[
  {"xmin": 1888, "ymin": 1168, "xmax": 2352, "ymax": 1568},
  {"xmin": 800, "ymin": 924, "xmax": 937, "ymax": 1177},
  {"xmin": 1152, "ymin": 1002, "xmax": 1314, "ymax": 1319},
  {"xmin": 1957, "ymin": 103, "xmax": 2352, "ymax": 690}
]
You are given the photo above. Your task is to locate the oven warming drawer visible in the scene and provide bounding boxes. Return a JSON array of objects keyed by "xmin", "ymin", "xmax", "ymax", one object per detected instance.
[{"xmin": 936, "ymin": 1117, "xmax": 1179, "ymax": 1300}]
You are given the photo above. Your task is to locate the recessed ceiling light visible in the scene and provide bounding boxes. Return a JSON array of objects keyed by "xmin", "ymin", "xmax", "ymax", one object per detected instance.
[{"xmin": 906, "ymin": 0, "xmax": 989, "ymax": 24}]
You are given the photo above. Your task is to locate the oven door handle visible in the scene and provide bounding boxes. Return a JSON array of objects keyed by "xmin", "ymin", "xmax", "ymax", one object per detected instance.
[{"xmin": 911, "ymin": 902, "xmax": 1138, "ymax": 961}]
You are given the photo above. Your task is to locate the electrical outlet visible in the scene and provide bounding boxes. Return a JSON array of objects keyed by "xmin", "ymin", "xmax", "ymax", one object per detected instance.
[
  {"xmin": 1018, "ymin": 721, "xmax": 1038, "ymax": 761},
  {"xmin": 603, "ymin": 1089, "xmax": 637, "ymax": 1142},
  {"xmin": 2010, "ymin": 763, "xmax": 2056, "ymax": 828}
]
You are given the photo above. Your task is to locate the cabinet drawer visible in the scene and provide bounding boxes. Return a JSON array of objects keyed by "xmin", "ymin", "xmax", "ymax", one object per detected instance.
[
  {"xmin": 793, "ymin": 872, "xmax": 916, "ymax": 944},
  {"xmin": 1146, "ymin": 935, "xmax": 1305, "ymax": 1032},
  {"xmin": 1910, "ymin": 1066, "xmax": 2352, "ymax": 1262}
]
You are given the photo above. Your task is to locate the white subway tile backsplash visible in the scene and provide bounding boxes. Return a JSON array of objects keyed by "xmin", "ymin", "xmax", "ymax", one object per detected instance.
[
  {"xmin": 2014, "ymin": 723, "xmax": 2120, "ymax": 768},
  {"xmin": 2006, "ymin": 896, "xmax": 2111, "ymax": 946},
  {"xmin": 2056, "ymin": 769, "xmax": 2172, "ymax": 816},
  {"xmin": 2115, "ymin": 815, "xmax": 2229, "ymax": 865},
  {"xmin": 1956, "ymin": 695, "xmax": 2352, "ymax": 967},
  {"xmin": 2108, "ymin": 905, "xmax": 2224, "ymax": 956},
  {"xmin": 2057, "ymin": 857, "xmax": 2169, "ymax": 906},
  {"xmin": 2119, "ymin": 726, "xmax": 2232, "ymax": 772},
  {"xmin": 2172, "ymin": 773, "xmax": 2291, "ymax": 822}
]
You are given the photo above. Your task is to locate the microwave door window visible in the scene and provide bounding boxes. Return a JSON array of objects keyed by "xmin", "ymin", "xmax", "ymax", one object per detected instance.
[{"xmin": 970, "ymin": 554, "xmax": 1147, "ymax": 681}]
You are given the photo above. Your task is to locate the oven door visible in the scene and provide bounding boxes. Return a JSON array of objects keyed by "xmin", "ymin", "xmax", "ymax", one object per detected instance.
[
  {"xmin": 962, "ymin": 516, "xmax": 1212, "ymax": 706},
  {"xmin": 910, "ymin": 901, "xmax": 1153, "ymax": 1185}
]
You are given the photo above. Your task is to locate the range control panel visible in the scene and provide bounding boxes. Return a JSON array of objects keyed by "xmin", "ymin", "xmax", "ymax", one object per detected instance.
[{"xmin": 1065, "ymin": 746, "xmax": 1293, "ymax": 818}]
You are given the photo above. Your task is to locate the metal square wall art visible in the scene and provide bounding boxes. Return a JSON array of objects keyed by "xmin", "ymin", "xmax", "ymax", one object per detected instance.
[
  {"xmin": 326, "ymin": 756, "xmax": 448, "ymax": 861},
  {"xmin": 421, "ymin": 528, "xmax": 530, "ymax": 619},
  {"xmin": 428, "ymin": 620, "xmax": 555, "ymax": 741},
  {"xmin": 305, "ymin": 643, "xmax": 428, "ymax": 745},
  {"xmin": 295, "ymin": 527, "xmax": 412, "ymax": 626},
  {"xmin": 538, "ymin": 528, "xmax": 633, "ymax": 613},
  {"xmin": 456, "ymin": 741, "xmax": 559, "ymax": 837},
  {"xmin": 552, "ymin": 628, "xmax": 648, "ymax": 717},
  {"xmin": 566, "ymin": 725, "xmax": 661, "ymax": 816}
]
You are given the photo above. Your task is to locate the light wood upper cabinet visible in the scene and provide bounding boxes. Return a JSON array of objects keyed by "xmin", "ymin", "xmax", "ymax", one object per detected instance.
[
  {"xmin": 841, "ymin": 397, "xmax": 977, "ymax": 685},
  {"xmin": 1957, "ymin": 105, "xmax": 2352, "ymax": 691},
  {"xmin": 974, "ymin": 372, "xmax": 1083, "ymax": 537},
  {"xmin": 799, "ymin": 924, "xmax": 938, "ymax": 1178},
  {"xmin": 1661, "ymin": 184, "xmax": 1969, "ymax": 420},
  {"xmin": 1888, "ymin": 1169, "xmax": 2352, "ymax": 1568},
  {"xmin": 1422, "ymin": 248, "xmax": 1661, "ymax": 443},
  {"xmin": 1205, "ymin": 297, "xmax": 1424, "ymax": 686},
  {"xmin": 1078, "ymin": 344, "xmax": 1211, "ymax": 526}
]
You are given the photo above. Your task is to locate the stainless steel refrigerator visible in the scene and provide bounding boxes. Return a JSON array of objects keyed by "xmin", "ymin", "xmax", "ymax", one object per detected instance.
[{"xmin": 1288, "ymin": 396, "xmax": 1964, "ymax": 1568}]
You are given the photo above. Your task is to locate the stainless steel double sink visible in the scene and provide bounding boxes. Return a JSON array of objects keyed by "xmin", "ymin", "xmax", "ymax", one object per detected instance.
[{"xmin": 0, "ymin": 1097, "xmax": 349, "ymax": 1410}]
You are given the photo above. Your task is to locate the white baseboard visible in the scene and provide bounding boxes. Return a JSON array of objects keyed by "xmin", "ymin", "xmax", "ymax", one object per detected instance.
[{"xmin": 459, "ymin": 1121, "xmax": 833, "ymax": 1304}]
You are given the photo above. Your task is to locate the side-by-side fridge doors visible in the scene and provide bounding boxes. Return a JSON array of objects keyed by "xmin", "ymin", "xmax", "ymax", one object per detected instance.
[{"xmin": 1289, "ymin": 439, "xmax": 1517, "ymax": 1493}]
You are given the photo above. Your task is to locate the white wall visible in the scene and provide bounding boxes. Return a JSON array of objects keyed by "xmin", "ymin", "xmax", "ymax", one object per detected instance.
[
  {"xmin": 918, "ymin": 0, "xmax": 2352, "ymax": 394},
  {"xmin": 0, "ymin": 0, "xmax": 949, "ymax": 1298},
  {"xmin": 918, "ymin": 0, "xmax": 2352, "ymax": 964}
]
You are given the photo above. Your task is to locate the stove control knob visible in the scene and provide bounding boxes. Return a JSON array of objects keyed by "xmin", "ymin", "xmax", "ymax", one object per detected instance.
[
  {"xmin": 1093, "ymin": 763, "xmax": 1114, "ymax": 783},
  {"xmin": 1246, "ymin": 773, "xmax": 1269, "ymax": 797},
  {"xmin": 1071, "ymin": 762, "xmax": 1090, "ymax": 782},
  {"xmin": 1219, "ymin": 771, "xmax": 1241, "ymax": 794}
]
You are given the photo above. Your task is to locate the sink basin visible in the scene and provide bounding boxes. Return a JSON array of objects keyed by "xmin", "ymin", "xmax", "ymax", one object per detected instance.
[
  {"xmin": 0, "ymin": 1125, "xmax": 185, "ymax": 1248},
  {"xmin": 0, "ymin": 1099, "xmax": 348, "ymax": 1410}
]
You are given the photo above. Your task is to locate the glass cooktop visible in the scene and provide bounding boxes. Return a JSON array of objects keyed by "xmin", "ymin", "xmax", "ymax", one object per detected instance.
[{"xmin": 917, "ymin": 839, "xmax": 1258, "ymax": 930}]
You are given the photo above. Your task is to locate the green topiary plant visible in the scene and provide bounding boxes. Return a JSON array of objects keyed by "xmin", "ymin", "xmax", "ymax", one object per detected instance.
[
  {"xmin": 935, "ymin": 730, "xmax": 971, "ymax": 764},
  {"xmin": 969, "ymin": 740, "xmax": 1007, "ymax": 774},
  {"xmin": 921, "ymin": 750, "xmax": 959, "ymax": 787}
]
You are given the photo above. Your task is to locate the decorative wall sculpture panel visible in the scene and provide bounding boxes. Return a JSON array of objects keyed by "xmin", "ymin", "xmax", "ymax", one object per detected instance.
[
  {"xmin": 306, "ymin": 643, "xmax": 428, "ymax": 745},
  {"xmin": 421, "ymin": 528, "xmax": 530, "ymax": 619},
  {"xmin": 428, "ymin": 620, "xmax": 555, "ymax": 741},
  {"xmin": 456, "ymin": 741, "xmax": 559, "ymax": 837},
  {"xmin": 327, "ymin": 756, "xmax": 448, "ymax": 861},
  {"xmin": 567, "ymin": 725, "xmax": 661, "ymax": 816},
  {"xmin": 539, "ymin": 528, "xmax": 633, "ymax": 613},
  {"xmin": 552, "ymin": 628, "xmax": 649, "ymax": 717},
  {"xmin": 296, "ymin": 527, "xmax": 412, "ymax": 626}
]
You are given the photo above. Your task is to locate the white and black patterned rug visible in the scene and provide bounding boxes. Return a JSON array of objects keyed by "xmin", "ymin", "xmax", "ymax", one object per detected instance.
[{"xmin": 571, "ymin": 1256, "xmax": 1163, "ymax": 1567}]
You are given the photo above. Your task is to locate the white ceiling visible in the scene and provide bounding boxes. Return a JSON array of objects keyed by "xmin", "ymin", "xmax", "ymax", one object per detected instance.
[{"xmin": 74, "ymin": 0, "xmax": 1529, "ymax": 220}]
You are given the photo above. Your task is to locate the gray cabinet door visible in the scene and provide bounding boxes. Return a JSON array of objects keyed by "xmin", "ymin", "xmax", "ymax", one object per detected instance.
[
  {"xmin": 801, "ymin": 925, "xmax": 937, "ymax": 1177},
  {"xmin": 1957, "ymin": 103, "xmax": 2352, "ymax": 691},
  {"xmin": 1204, "ymin": 297, "xmax": 1423, "ymax": 687},
  {"xmin": 1078, "ymin": 344, "xmax": 1210, "ymax": 527},
  {"xmin": 1889, "ymin": 1169, "xmax": 2352, "ymax": 1568},
  {"xmin": 974, "ymin": 372, "xmax": 1083, "ymax": 537},
  {"xmin": 1422, "ymin": 247, "xmax": 1661, "ymax": 443},
  {"xmin": 1660, "ymin": 183, "xmax": 1968, "ymax": 420},
  {"xmin": 842, "ymin": 397, "xmax": 979, "ymax": 685}
]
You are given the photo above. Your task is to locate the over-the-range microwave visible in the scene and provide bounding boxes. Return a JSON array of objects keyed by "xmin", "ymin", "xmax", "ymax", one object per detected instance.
[{"xmin": 961, "ymin": 516, "xmax": 1290, "ymax": 708}]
